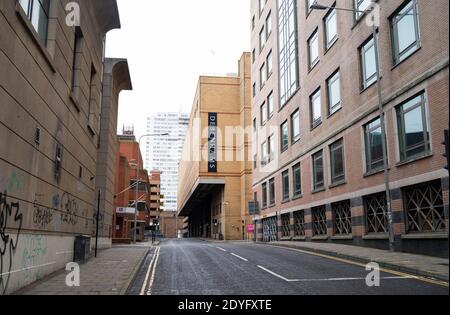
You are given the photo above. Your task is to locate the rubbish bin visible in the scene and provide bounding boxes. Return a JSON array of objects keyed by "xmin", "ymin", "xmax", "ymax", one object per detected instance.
[{"xmin": 73, "ymin": 235, "xmax": 92, "ymax": 264}]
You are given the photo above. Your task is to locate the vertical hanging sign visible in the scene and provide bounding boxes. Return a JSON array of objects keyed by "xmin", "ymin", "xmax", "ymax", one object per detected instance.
[{"xmin": 208, "ymin": 113, "xmax": 218, "ymax": 173}]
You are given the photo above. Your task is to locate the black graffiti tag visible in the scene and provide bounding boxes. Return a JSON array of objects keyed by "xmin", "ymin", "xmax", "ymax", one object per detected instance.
[
  {"xmin": 0, "ymin": 191, "xmax": 23, "ymax": 295},
  {"xmin": 32, "ymin": 201, "xmax": 53, "ymax": 228},
  {"xmin": 60, "ymin": 193, "xmax": 78, "ymax": 226}
]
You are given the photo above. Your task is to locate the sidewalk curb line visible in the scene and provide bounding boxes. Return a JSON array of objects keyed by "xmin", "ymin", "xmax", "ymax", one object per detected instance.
[
  {"xmin": 263, "ymin": 243, "xmax": 449, "ymax": 282},
  {"xmin": 121, "ymin": 247, "xmax": 151, "ymax": 295}
]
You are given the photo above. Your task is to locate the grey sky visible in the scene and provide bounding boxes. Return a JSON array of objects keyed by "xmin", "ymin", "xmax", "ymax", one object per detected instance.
[{"xmin": 106, "ymin": 0, "xmax": 251, "ymax": 139}]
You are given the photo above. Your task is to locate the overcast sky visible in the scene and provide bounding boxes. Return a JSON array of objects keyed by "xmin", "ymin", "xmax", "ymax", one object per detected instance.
[{"xmin": 105, "ymin": 0, "xmax": 251, "ymax": 139}]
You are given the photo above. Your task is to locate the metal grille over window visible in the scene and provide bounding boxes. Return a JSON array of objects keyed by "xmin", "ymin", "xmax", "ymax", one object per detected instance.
[
  {"xmin": 262, "ymin": 217, "xmax": 278, "ymax": 242},
  {"xmin": 404, "ymin": 181, "xmax": 446, "ymax": 233},
  {"xmin": 364, "ymin": 193, "xmax": 388, "ymax": 234},
  {"xmin": 312, "ymin": 206, "xmax": 327, "ymax": 236},
  {"xmin": 332, "ymin": 200, "xmax": 352, "ymax": 235},
  {"xmin": 293, "ymin": 210, "xmax": 305, "ymax": 236},
  {"xmin": 281, "ymin": 214, "xmax": 290, "ymax": 237}
]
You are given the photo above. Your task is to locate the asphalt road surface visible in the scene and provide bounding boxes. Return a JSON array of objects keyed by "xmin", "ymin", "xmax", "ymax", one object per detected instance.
[{"xmin": 132, "ymin": 239, "xmax": 448, "ymax": 295}]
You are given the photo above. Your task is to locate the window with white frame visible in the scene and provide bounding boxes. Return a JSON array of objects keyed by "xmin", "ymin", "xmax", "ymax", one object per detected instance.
[
  {"xmin": 360, "ymin": 35, "xmax": 378, "ymax": 89},
  {"xmin": 310, "ymin": 89, "xmax": 322, "ymax": 128},
  {"xmin": 291, "ymin": 109, "xmax": 300, "ymax": 143},
  {"xmin": 324, "ymin": 7, "xmax": 338, "ymax": 49},
  {"xmin": 327, "ymin": 70, "xmax": 341, "ymax": 115},
  {"xmin": 308, "ymin": 30, "xmax": 320, "ymax": 69}
]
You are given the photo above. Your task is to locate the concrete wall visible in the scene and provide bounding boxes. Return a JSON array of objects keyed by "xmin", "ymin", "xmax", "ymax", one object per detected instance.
[{"xmin": 0, "ymin": 0, "xmax": 121, "ymax": 294}]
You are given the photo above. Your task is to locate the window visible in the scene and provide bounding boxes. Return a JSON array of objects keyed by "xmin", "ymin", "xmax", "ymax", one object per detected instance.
[
  {"xmin": 268, "ymin": 135, "xmax": 275, "ymax": 162},
  {"xmin": 307, "ymin": 0, "xmax": 316, "ymax": 14},
  {"xmin": 261, "ymin": 141, "xmax": 268, "ymax": 166},
  {"xmin": 291, "ymin": 110, "xmax": 300, "ymax": 143},
  {"xmin": 262, "ymin": 183, "xmax": 268, "ymax": 208},
  {"xmin": 253, "ymin": 83, "xmax": 256, "ymax": 97},
  {"xmin": 252, "ymin": 49, "xmax": 256, "ymax": 63},
  {"xmin": 253, "ymin": 154, "xmax": 257, "ymax": 169},
  {"xmin": 292, "ymin": 163, "xmax": 302, "ymax": 197},
  {"xmin": 327, "ymin": 70, "xmax": 341, "ymax": 115},
  {"xmin": 71, "ymin": 27, "xmax": 83, "ymax": 92},
  {"xmin": 404, "ymin": 181, "xmax": 446, "ymax": 233},
  {"xmin": 332, "ymin": 200, "xmax": 352, "ymax": 235},
  {"xmin": 360, "ymin": 35, "xmax": 379, "ymax": 89},
  {"xmin": 330, "ymin": 139, "xmax": 345, "ymax": 185},
  {"xmin": 267, "ymin": 91, "xmax": 274, "ymax": 118},
  {"xmin": 259, "ymin": 0, "xmax": 265, "ymax": 14},
  {"xmin": 312, "ymin": 206, "xmax": 327, "ymax": 236},
  {"xmin": 354, "ymin": 0, "xmax": 371, "ymax": 20},
  {"xmin": 260, "ymin": 63, "xmax": 267, "ymax": 88},
  {"xmin": 253, "ymin": 118, "xmax": 257, "ymax": 133},
  {"xmin": 293, "ymin": 210, "xmax": 305, "ymax": 236},
  {"xmin": 324, "ymin": 7, "xmax": 338, "ymax": 49},
  {"xmin": 281, "ymin": 214, "xmax": 291, "ymax": 237},
  {"xmin": 308, "ymin": 30, "xmax": 320, "ymax": 69},
  {"xmin": 310, "ymin": 89, "xmax": 322, "ymax": 128},
  {"xmin": 391, "ymin": 0, "xmax": 421, "ymax": 64},
  {"xmin": 364, "ymin": 117, "xmax": 386, "ymax": 173},
  {"xmin": 278, "ymin": 0, "xmax": 299, "ymax": 106},
  {"xmin": 252, "ymin": 15, "xmax": 255, "ymax": 30},
  {"xmin": 269, "ymin": 178, "xmax": 275, "ymax": 206},
  {"xmin": 396, "ymin": 93, "xmax": 430, "ymax": 161},
  {"xmin": 19, "ymin": 0, "xmax": 50, "ymax": 43},
  {"xmin": 259, "ymin": 26, "xmax": 266, "ymax": 51},
  {"xmin": 312, "ymin": 150, "xmax": 324, "ymax": 191},
  {"xmin": 266, "ymin": 11, "xmax": 272, "ymax": 37},
  {"xmin": 281, "ymin": 121, "xmax": 289, "ymax": 152},
  {"xmin": 260, "ymin": 102, "xmax": 267, "ymax": 125},
  {"xmin": 364, "ymin": 193, "xmax": 388, "ymax": 234},
  {"xmin": 267, "ymin": 50, "xmax": 273, "ymax": 77},
  {"xmin": 282, "ymin": 170, "xmax": 290, "ymax": 201}
]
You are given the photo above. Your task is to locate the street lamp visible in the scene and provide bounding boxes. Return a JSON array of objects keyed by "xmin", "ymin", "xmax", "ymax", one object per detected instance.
[
  {"xmin": 310, "ymin": 2, "xmax": 395, "ymax": 251},
  {"xmin": 133, "ymin": 133, "xmax": 169, "ymax": 244}
]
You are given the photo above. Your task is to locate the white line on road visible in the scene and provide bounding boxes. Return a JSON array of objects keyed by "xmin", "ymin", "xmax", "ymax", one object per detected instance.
[
  {"xmin": 230, "ymin": 253, "xmax": 249, "ymax": 262},
  {"xmin": 256, "ymin": 265, "xmax": 418, "ymax": 283},
  {"xmin": 287, "ymin": 276, "xmax": 418, "ymax": 282},
  {"xmin": 140, "ymin": 246, "xmax": 158, "ymax": 296},
  {"xmin": 257, "ymin": 265, "xmax": 292, "ymax": 282},
  {"xmin": 216, "ymin": 247, "xmax": 227, "ymax": 252},
  {"xmin": 146, "ymin": 246, "xmax": 160, "ymax": 295}
]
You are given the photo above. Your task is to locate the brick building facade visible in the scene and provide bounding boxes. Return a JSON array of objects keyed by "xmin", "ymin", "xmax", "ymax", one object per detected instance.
[{"xmin": 251, "ymin": 0, "xmax": 449, "ymax": 257}]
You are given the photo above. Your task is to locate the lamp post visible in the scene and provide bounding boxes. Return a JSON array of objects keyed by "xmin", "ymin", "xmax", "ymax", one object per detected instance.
[
  {"xmin": 133, "ymin": 133, "xmax": 169, "ymax": 244},
  {"xmin": 310, "ymin": 2, "xmax": 396, "ymax": 251}
]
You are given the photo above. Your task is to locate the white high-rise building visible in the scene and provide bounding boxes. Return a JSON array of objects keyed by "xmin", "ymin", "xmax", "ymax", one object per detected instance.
[{"xmin": 145, "ymin": 112, "xmax": 189, "ymax": 212}]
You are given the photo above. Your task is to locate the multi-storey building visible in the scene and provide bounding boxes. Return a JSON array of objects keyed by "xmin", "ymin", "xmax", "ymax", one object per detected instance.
[
  {"xmin": 251, "ymin": 0, "xmax": 449, "ymax": 257},
  {"xmin": 0, "ymin": 0, "xmax": 126, "ymax": 294},
  {"xmin": 145, "ymin": 112, "xmax": 189, "ymax": 212},
  {"xmin": 178, "ymin": 53, "xmax": 253, "ymax": 240},
  {"xmin": 113, "ymin": 130, "xmax": 151, "ymax": 243}
]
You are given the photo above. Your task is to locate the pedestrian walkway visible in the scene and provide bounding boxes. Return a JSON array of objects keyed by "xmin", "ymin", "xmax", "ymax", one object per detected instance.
[
  {"xmin": 15, "ymin": 243, "xmax": 150, "ymax": 295},
  {"xmin": 265, "ymin": 241, "xmax": 449, "ymax": 282}
]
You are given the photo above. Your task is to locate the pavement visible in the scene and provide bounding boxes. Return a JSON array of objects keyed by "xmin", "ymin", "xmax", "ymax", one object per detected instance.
[
  {"xmin": 266, "ymin": 241, "xmax": 449, "ymax": 282},
  {"xmin": 143, "ymin": 239, "xmax": 448, "ymax": 295},
  {"xmin": 15, "ymin": 243, "xmax": 151, "ymax": 295}
]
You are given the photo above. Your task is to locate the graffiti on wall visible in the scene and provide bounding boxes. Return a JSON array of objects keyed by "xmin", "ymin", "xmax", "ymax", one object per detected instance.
[
  {"xmin": 60, "ymin": 193, "xmax": 78, "ymax": 226},
  {"xmin": 20, "ymin": 235, "xmax": 48, "ymax": 284},
  {"xmin": 0, "ymin": 171, "xmax": 25, "ymax": 193},
  {"xmin": 0, "ymin": 191, "xmax": 23, "ymax": 295}
]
